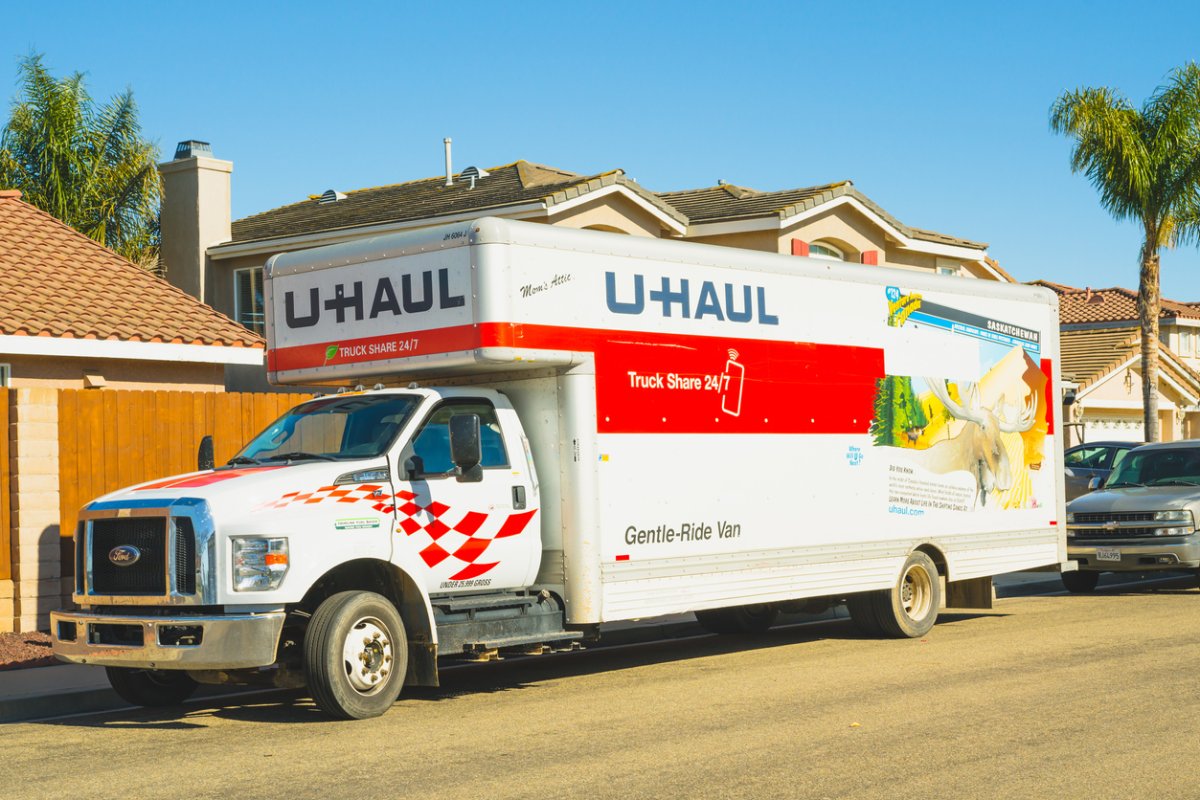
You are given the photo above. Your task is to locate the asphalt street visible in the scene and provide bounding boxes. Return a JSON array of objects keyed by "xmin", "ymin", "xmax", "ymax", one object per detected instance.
[{"xmin": 3, "ymin": 574, "xmax": 1199, "ymax": 800}]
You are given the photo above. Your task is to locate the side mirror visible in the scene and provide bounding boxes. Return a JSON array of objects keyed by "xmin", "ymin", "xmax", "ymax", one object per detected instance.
[
  {"xmin": 1088, "ymin": 475, "xmax": 1105, "ymax": 491},
  {"xmin": 198, "ymin": 435, "xmax": 215, "ymax": 471},
  {"xmin": 449, "ymin": 414, "xmax": 483, "ymax": 483}
]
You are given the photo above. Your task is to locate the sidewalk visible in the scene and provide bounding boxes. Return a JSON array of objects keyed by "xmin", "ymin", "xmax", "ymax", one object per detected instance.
[{"xmin": 0, "ymin": 571, "xmax": 1066, "ymax": 724}]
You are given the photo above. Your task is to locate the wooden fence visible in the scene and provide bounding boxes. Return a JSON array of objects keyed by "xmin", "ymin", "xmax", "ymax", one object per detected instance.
[
  {"xmin": 0, "ymin": 389, "xmax": 10, "ymax": 582},
  {"xmin": 57, "ymin": 390, "xmax": 312, "ymax": 572}
]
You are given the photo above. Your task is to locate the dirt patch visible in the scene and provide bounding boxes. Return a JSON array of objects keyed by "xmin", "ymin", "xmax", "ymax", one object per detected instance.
[{"xmin": 0, "ymin": 631, "xmax": 56, "ymax": 671}]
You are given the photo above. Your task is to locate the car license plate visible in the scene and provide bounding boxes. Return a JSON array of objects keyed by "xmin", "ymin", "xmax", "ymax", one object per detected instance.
[{"xmin": 1096, "ymin": 548, "xmax": 1121, "ymax": 562}]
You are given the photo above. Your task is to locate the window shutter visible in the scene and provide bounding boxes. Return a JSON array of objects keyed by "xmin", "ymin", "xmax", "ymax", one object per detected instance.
[{"xmin": 791, "ymin": 239, "xmax": 809, "ymax": 257}]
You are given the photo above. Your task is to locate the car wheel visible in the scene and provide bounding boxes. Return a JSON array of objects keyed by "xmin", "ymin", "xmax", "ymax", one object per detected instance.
[
  {"xmin": 695, "ymin": 603, "xmax": 779, "ymax": 634},
  {"xmin": 1061, "ymin": 570, "xmax": 1100, "ymax": 593}
]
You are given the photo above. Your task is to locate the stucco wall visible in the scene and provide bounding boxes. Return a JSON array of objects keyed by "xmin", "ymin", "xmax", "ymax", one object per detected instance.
[
  {"xmin": 547, "ymin": 193, "xmax": 667, "ymax": 237},
  {"xmin": 687, "ymin": 229, "xmax": 782, "ymax": 253},
  {"xmin": 2, "ymin": 355, "xmax": 226, "ymax": 391}
]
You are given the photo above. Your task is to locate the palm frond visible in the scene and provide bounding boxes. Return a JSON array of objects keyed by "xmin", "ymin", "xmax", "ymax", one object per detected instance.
[{"xmin": 1049, "ymin": 87, "xmax": 1149, "ymax": 220}]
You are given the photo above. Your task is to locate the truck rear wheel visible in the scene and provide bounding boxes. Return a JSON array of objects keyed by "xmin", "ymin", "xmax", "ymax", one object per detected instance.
[
  {"xmin": 105, "ymin": 667, "xmax": 198, "ymax": 707},
  {"xmin": 846, "ymin": 593, "xmax": 885, "ymax": 636},
  {"xmin": 695, "ymin": 603, "xmax": 779, "ymax": 634},
  {"xmin": 304, "ymin": 590, "xmax": 408, "ymax": 720},
  {"xmin": 1061, "ymin": 570, "xmax": 1100, "ymax": 593},
  {"xmin": 851, "ymin": 552, "xmax": 941, "ymax": 638}
]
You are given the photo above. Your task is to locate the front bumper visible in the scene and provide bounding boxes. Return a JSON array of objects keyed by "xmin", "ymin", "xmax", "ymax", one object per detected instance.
[
  {"xmin": 1067, "ymin": 536, "xmax": 1200, "ymax": 572},
  {"xmin": 50, "ymin": 609, "xmax": 286, "ymax": 670}
]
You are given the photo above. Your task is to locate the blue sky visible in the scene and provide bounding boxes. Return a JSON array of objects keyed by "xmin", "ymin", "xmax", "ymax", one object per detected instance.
[{"xmin": 5, "ymin": 1, "xmax": 1200, "ymax": 297}]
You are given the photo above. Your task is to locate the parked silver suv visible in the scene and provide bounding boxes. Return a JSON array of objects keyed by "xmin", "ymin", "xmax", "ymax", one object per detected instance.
[{"xmin": 1064, "ymin": 440, "xmax": 1200, "ymax": 592}]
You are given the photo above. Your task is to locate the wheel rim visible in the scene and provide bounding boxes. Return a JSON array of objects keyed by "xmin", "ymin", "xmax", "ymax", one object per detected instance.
[
  {"xmin": 341, "ymin": 616, "xmax": 394, "ymax": 695},
  {"xmin": 900, "ymin": 563, "xmax": 933, "ymax": 620}
]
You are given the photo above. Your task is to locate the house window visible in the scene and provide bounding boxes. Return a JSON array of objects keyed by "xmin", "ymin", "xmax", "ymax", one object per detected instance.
[
  {"xmin": 808, "ymin": 242, "xmax": 845, "ymax": 261},
  {"xmin": 936, "ymin": 257, "xmax": 960, "ymax": 277},
  {"xmin": 0, "ymin": 364, "xmax": 9, "ymax": 387},
  {"xmin": 1182, "ymin": 330, "xmax": 1194, "ymax": 355},
  {"xmin": 234, "ymin": 267, "xmax": 265, "ymax": 335}
]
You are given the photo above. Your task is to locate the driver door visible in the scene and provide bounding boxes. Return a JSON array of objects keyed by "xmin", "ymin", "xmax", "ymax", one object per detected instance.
[{"xmin": 394, "ymin": 397, "xmax": 539, "ymax": 594}]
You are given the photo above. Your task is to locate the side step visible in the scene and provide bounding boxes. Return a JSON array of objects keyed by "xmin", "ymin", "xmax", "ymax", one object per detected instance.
[
  {"xmin": 460, "ymin": 632, "xmax": 584, "ymax": 662},
  {"xmin": 432, "ymin": 590, "xmax": 580, "ymax": 659}
]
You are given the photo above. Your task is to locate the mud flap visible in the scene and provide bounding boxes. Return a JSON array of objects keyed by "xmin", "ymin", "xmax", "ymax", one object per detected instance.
[{"xmin": 945, "ymin": 576, "xmax": 994, "ymax": 609}]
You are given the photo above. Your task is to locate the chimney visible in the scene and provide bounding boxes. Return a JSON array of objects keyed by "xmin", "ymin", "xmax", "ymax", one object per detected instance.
[
  {"xmin": 158, "ymin": 140, "xmax": 233, "ymax": 305},
  {"xmin": 444, "ymin": 138, "xmax": 453, "ymax": 187}
]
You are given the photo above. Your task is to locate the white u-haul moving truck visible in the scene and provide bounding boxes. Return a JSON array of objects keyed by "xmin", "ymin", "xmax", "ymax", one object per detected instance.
[{"xmin": 52, "ymin": 218, "xmax": 1066, "ymax": 718}]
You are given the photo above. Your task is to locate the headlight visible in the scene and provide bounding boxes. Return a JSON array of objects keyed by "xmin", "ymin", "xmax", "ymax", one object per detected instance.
[
  {"xmin": 1065, "ymin": 512, "xmax": 1075, "ymax": 524},
  {"xmin": 232, "ymin": 537, "xmax": 289, "ymax": 591},
  {"xmin": 1154, "ymin": 510, "xmax": 1194, "ymax": 523}
]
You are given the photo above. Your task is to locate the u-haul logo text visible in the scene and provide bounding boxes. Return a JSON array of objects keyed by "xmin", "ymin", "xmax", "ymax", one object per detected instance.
[
  {"xmin": 285, "ymin": 268, "xmax": 466, "ymax": 329},
  {"xmin": 605, "ymin": 272, "xmax": 779, "ymax": 325}
]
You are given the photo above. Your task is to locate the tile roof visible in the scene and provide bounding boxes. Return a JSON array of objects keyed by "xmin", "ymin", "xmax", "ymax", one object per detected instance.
[
  {"xmin": 0, "ymin": 191, "xmax": 262, "ymax": 347},
  {"xmin": 1061, "ymin": 326, "xmax": 1200, "ymax": 394},
  {"xmin": 984, "ymin": 257, "xmax": 1016, "ymax": 282},
  {"xmin": 222, "ymin": 160, "xmax": 983, "ymax": 252},
  {"xmin": 226, "ymin": 161, "xmax": 686, "ymax": 245},
  {"xmin": 656, "ymin": 181, "xmax": 986, "ymax": 249},
  {"xmin": 1046, "ymin": 285, "xmax": 1200, "ymax": 326}
]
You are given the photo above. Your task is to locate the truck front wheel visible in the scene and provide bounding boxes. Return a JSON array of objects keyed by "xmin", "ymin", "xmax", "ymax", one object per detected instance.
[
  {"xmin": 105, "ymin": 667, "xmax": 198, "ymax": 707},
  {"xmin": 304, "ymin": 591, "xmax": 408, "ymax": 720}
]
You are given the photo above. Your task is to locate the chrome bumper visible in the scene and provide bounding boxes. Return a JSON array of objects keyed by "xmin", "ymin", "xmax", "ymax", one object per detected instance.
[
  {"xmin": 50, "ymin": 610, "xmax": 286, "ymax": 670},
  {"xmin": 1068, "ymin": 537, "xmax": 1200, "ymax": 571}
]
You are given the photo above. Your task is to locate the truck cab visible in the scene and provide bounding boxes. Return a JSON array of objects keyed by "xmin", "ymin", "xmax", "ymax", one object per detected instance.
[{"xmin": 52, "ymin": 386, "xmax": 566, "ymax": 719}]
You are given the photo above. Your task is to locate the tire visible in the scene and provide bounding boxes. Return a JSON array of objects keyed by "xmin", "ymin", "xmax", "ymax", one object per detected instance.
[
  {"xmin": 1062, "ymin": 570, "xmax": 1100, "ymax": 593},
  {"xmin": 871, "ymin": 551, "xmax": 942, "ymax": 639},
  {"xmin": 695, "ymin": 604, "xmax": 779, "ymax": 634},
  {"xmin": 846, "ymin": 593, "xmax": 886, "ymax": 636},
  {"xmin": 105, "ymin": 667, "xmax": 198, "ymax": 707},
  {"xmin": 304, "ymin": 590, "xmax": 408, "ymax": 720}
]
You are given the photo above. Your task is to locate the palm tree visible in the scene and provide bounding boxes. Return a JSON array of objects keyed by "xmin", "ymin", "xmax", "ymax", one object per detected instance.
[
  {"xmin": 0, "ymin": 54, "xmax": 160, "ymax": 265},
  {"xmin": 1050, "ymin": 64, "xmax": 1200, "ymax": 442}
]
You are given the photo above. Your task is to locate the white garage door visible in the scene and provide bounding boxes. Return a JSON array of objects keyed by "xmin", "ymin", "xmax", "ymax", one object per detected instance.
[{"xmin": 1083, "ymin": 416, "xmax": 1143, "ymax": 442}]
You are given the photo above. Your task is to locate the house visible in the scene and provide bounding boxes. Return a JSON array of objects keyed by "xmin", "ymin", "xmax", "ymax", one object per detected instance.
[
  {"xmin": 157, "ymin": 141, "xmax": 1012, "ymax": 389},
  {"xmin": 0, "ymin": 189, "xmax": 264, "ymax": 631},
  {"xmin": 1035, "ymin": 281, "xmax": 1200, "ymax": 445},
  {"xmin": 0, "ymin": 189, "xmax": 264, "ymax": 390}
]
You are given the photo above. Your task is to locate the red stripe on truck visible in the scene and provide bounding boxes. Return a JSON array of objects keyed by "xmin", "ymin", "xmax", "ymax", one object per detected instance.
[
  {"xmin": 270, "ymin": 323, "xmax": 885, "ymax": 435},
  {"xmin": 135, "ymin": 466, "xmax": 285, "ymax": 490}
]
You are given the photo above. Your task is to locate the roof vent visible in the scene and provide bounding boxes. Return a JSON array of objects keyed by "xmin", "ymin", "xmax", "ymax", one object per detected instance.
[
  {"xmin": 460, "ymin": 166, "xmax": 490, "ymax": 190},
  {"xmin": 317, "ymin": 189, "xmax": 347, "ymax": 204},
  {"xmin": 174, "ymin": 140, "xmax": 212, "ymax": 160}
]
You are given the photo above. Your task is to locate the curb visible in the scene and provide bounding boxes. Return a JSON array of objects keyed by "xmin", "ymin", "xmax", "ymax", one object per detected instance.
[{"xmin": 0, "ymin": 686, "xmax": 125, "ymax": 723}]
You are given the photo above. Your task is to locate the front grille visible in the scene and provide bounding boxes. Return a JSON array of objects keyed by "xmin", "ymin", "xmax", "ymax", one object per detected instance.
[
  {"xmin": 1072, "ymin": 527, "xmax": 1160, "ymax": 539},
  {"xmin": 91, "ymin": 517, "xmax": 167, "ymax": 595},
  {"xmin": 1073, "ymin": 512, "xmax": 1155, "ymax": 524},
  {"xmin": 174, "ymin": 517, "xmax": 196, "ymax": 595}
]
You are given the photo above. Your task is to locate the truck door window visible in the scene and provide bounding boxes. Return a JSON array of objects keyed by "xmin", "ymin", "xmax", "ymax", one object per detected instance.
[{"xmin": 410, "ymin": 401, "xmax": 509, "ymax": 477}]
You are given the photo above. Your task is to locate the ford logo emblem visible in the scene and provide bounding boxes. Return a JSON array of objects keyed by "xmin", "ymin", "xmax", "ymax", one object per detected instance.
[{"xmin": 108, "ymin": 545, "xmax": 141, "ymax": 567}]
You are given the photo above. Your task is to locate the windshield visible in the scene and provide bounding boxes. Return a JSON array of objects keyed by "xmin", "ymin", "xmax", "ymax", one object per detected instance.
[
  {"xmin": 1104, "ymin": 447, "xmax": 1200, "ymax": 487},
  {"xmin": 232, "ymin": 394, "xmax": 421, "ymax": 463}
]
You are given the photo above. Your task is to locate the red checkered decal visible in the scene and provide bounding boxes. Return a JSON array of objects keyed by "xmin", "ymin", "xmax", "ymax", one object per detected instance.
[
  {"xmin": 262, "ymin": 484, "xmax": 537, "ymax": 581},
  {"xmin": 259, "ymin": 484, "xmax": 393, "ymax": 510},
  {"xmin": 393, "ymin": 489, "xmax": 537, "ymax": 581}
]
